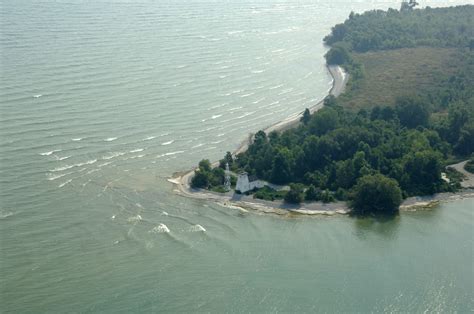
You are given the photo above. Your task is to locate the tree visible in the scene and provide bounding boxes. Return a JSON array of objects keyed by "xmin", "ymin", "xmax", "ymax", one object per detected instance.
[
  {"xmin": 305, "ymin": 185, "xmax": 320, "ymax": 201},
  {"xmin": 270, "ymin": 148, "xmax": 293, "ymax": 184},
  {"xmin": 325, "ymin": 45, "xmax": 352, "ymax": 65},
  {"xmin": 191, "ymin": 171, "xmax": 209, "ymax": 189},
  {"xmin": 396, "ymin": 96, "xmax": 430, "ymax": 128},
  {"xmin": 351, "ymin": 174, "xmax": 403, "ymax": 214},
  {"xmin": 198, "ymin": 159, "xmax": 212, "ymax": 172},
  {"xmin": 301, "ymin": 108, "xmax": 311, "ymax": 125},
  {"xmin": 285, "ymin": 183, "xmax": 305, "ymax": 204}
]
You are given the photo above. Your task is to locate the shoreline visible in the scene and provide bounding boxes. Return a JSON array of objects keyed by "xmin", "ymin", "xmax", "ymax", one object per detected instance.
[
  {"xmin": 169, "ymin": 64, "xmax": 349, "ymax": 214},
  {"xmin": 168, "ymin": 63, "xmax": 473, "ymax": 216}
]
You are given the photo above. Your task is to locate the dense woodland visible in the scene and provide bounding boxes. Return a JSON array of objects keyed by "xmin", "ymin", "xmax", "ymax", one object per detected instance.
[{"xmin": 192, "ymin": 5, "xmax": 474, "ymax": 214}]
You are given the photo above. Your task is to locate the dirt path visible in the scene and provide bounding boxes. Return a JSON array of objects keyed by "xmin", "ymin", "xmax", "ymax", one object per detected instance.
[{"xmin": 448, "ymin": 160, "xmax": 474, "ymax": 188}]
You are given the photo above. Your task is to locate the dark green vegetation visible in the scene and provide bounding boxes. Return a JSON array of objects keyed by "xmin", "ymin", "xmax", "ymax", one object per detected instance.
[
  {"xmin": 191, "ymin": 159, "xmax": 236, "ymax": 190},
  {"xmin": 351, "ymin": 174, "xmax": 402, "ymax": 214},
  {"xmin": 193, "ymin": 5, "xmax": 474, "ymax": 214},
  {"xmin": 324, "ymin": 6, "xmax": 474, "ymax": 52},
  {"xmin": 465, "ymin": 159, "xmax": 474, "ymax": 174}
]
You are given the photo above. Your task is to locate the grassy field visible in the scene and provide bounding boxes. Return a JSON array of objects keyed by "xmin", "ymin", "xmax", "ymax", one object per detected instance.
[{"xmin": 338, "ymin": 47, "xmax": 467, "ymax": 110}]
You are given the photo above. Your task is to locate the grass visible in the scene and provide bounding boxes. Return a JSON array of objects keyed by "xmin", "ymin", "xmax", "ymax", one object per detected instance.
[{"xmin": 338, "ymin": 47, "xmax": 467, "ymax": 110}]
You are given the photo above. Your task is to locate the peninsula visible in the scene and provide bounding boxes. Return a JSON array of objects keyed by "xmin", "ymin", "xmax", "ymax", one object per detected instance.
[{"xmin": 172, "ymin": 4, "xmax": 474, "ymax": 215}]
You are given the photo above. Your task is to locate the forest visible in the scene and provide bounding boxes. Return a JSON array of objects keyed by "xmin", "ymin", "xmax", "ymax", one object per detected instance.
[{"xmin": 192, "ymin": 5, "xmax": 474, "ymax": 214}]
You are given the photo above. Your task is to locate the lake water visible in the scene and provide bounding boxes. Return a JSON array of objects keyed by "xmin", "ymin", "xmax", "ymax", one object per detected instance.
[{"xmin": 1, "ymin": 0, "xmax": 473, "ymax": 312}]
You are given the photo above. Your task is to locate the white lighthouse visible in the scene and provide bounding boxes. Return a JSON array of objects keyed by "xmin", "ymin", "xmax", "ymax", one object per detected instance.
[{"xmin": 235, "ymin": 172, "xmax": 265, "ymax": 193}]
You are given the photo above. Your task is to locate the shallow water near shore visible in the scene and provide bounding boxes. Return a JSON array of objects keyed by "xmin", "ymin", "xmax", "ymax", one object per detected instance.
[{"xmin": 1, "ymin": 0, "xmax": 473, "ymax": 312}]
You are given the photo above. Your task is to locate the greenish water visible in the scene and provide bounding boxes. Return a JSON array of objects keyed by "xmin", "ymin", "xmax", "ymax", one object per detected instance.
[{"xmin": 1, "ymin": 1, "xmax": 473, "ymax": 312}]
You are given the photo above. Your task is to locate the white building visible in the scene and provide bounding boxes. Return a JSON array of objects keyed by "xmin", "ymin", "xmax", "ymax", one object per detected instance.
[{"xmin": 235, "ymin": 172, "xmax": 265, "ymax": 193}]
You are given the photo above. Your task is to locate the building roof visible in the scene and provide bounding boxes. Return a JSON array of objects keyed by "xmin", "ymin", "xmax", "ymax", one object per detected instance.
[{"xmin": 248, "ymin": 175, "xmax": 259, "ymax": 182}]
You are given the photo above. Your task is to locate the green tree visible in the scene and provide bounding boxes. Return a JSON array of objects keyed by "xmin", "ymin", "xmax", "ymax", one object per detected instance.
[
  {"xmin": 396, "ymin": 96, "xmax": 430, "ymax": 128},
  {"xmin": 325, "ymin": 45, "xmax": 352, "ymax": 65},
  {"xmin": 285, "ymin": 183, "xmax": 305, "ymax": 204},
  {"xmin": 198, "ymin": 159, "xmax": 212, "ymax": 172},
  {"xmin": 191, "ymin": 171, "xmax": 209, "ymax": 189},
  {"xmin": 301, "ymin": 108, "xmax": 311, "ymax": 125},
  {"xmin": 305, "ymin": 185, "xmax": 320, "ymax": 201},
  {"xmin": 351, "ymin": 174, "xmax": 403, "ymax": 214}
]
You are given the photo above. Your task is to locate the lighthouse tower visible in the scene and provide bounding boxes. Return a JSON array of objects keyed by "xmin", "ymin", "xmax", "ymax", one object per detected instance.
[{"xmin": 224, "ymin": 162, "xmax": 231, "ymax": 191}]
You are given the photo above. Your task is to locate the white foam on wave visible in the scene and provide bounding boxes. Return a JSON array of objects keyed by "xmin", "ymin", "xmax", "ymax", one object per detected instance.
[
  {"xmin": 98, "ymin": 161, "xmax": 112, "ymax": 168},
  {"xmin": 58, "ymin": 179, "xmax": 72, "ymax": 188},
  {"xmin": 236, "ymin": 112, "xmax": 255, "ymax": 119},
  {"xmin": 227, "ymin": 30, "xmax": 243, "ymax": 35},
  {"xmin": 50, "ymin": 159, "xmax": 97, "ymax": 172},
  {"xmin": 143, "ymin": 136, "xmax": 156, "ymax": 141},
  {"xmin": 269, "ymin": 84, "xmax": 284, "ymax": 90},
  {"xmin": 40, "ymin": 149, "xmax": 61, "ymax": 156},
  {"xmin": 33, "ymin": 94, "xmax": 42, "ymax": 98},
  {"xmin": 0, "ymin": 210, "xmax": 15, "ymax": 219},
  {"xmin": 48, "ymin": 171, "xmax": 74, "ymax": 181},
  {"xmin": 104, "ymin": 137, "xmax": 117, "ymax": 142},
  {"xmin": 127, "ymin": 215, "xmax": 142, "ymax": 223},
  {"xmin": 156, "ymin": 150, "xmax": 185, "ymax": 158},
  {"xmin": 192, "ymin": 143, "xmax": 204, "ymax": 149},
  {"xmin": 189, "ymin": 224, "xmax": 206, "ymax": 232},
  {"xmin": 240, "ymin": 93, "xmax": 254, "ymax": 98},
  {"xmin": 212, "ymin": 114, "xmax": 222, "ymax": 119},
  {"xmin": 150, "ymin": 223, "xmax": 170, "ymax": 233},
  {"xmin": 251, "ymin": 69, "xmax": 265, "ymax": 74},
  {"xmin": 229, "ymin": 106, "xmax": 243, "ymax": 111},
  {"xmin": 217, "ymin": 133, "xmax": 226, "ymax": 137},
  {"xmin": 56, "ymin": 155, "xmax": 71, "ymax": 161},
  {"xmin": 253, "ymin": 97, "xmax": 266, "ymax": 104},
  {"xmin": 130, "ymin": 148, "xmax": 144, "ymax": 153},
  {"xmin": 72, "ymin": 138, "xmax": 82, "ymax": 142},
  {"xmin": 162, "ymin": 140, "xmax": 174, "ymax": 146},
  {"xmin": 102, "ymin": 152, "xmax": 125, "ymax": 160},
  {"xmin": 219, "ymin": 75, "xmax": 229, "ymax": 79}
]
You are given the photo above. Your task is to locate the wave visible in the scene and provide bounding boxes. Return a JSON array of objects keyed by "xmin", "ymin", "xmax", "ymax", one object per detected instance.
[
  {"xmin": 102, "ymin": 152, "xmax": 125, "ymax": 160},
  {"xmin": 156, "ymin": 150, "xmax": 185, "ymax": 158},
  {"xmin": 189, "ymin": 224, "xmax": 206, "ymax": 232},
  {"xmin": 48, "ymin": 171, "xmax": 74, "ymax": 181},
  {"xmin": 130, "ymin": 148, "xmax": 144, "ymax": 153},
  {"xmin": 33, "ymin": 94, "xmax": 42, "ymax": 98},
  {"xmin": 162, "ymin": 140, "xmax": 174, "ymax": 146},
  {"xmin": 192, "ymin": 143, "xmax": 204, "ymax": 149},
  {"xmin": 241, "ymin": 93, "xmax": 255, "ymax": 98},
  {"xmin": 40, "ymin": 149, "xmax": 61, "ymax": 156},
  {"xmin": 236, "ymin": 111, "xmax": 255, "ymax": 119},
  {"xmin": 269, "ymin": 84, "xmax": 284, "ymax": 90},
  {"xmin": 127, "ymin": 215, "xmax": 142, "ymax": 223},
  {"xmin": 58, "ymin": 179, "xmax": 72, "ymax": 188},
  {"xmin": 50, "ymin": 159, "xmax": 97, "ymax": 172},
  {"xmin": 104, "ymin": 137, "xmax": 117, "ymax": 142},
  {"xmin": 143, "ymin": 136, "xmax": 156, "ymax": 141},
  {"xmin": 253, "ymin": 97, "xmax": 266, "ymax": 104},
  {"xmin": 71, "ymin": 138, "xmax": 82, "ymax": 142},
  {"xmin": 55, "ymin": 155, "xmax": 71, "ymax": 161},
  {"xmin": 211, "ymin": 114, "xmax": 222, "ymax": 119},
  {"xmin": 150, "ymin": 223, "xmax": 170, "ymax": 233},
  {"xmin": 0, "ymin": 210, "xmax": 15, "ymax": 219},
  {"xmin": 251, "ymin": 69, "xmax": 265, "ymax": 74}
]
